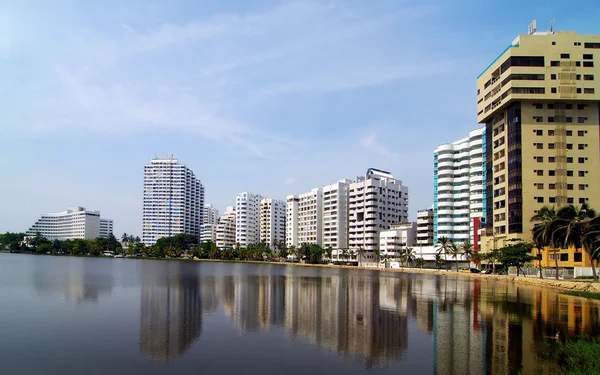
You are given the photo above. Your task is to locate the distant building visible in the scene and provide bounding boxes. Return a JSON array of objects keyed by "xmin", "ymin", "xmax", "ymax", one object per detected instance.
[
  {"xmin": 286, "ymin": 188, "xmax": 323, "ymax": 248},
  {"xmin": 203, "ymin": 204, "xmax": 220, "ymax": 225},
  {"xmin": 142, "ymin": 157, "xmax": 204, "ymax": 246},
  {"xmin": 322, "ymin": 179, "xmax": 351, "ymax": 256},
  {"xmin": 416, "ymin": 208, "xmax": 434, "ymax": 246},
  {"xmin": 216, "ymin": 207, "xmax": 236, "ymax": 249},
  {"xmin": 379, "ymin": 222, "xmax": 417, "ymax": 258},
  {"xmin": 259, "ymin": 198, "xmax": 286, "ymax": 249},
  {"xmin": 235, "ymin": 192, "xmax": 263, "ymax": 247},
  {"xmin": 200, "ymin": 224, "xmax": 217, "ymax": 243},
  {"xmin": 26, "ymin": 206, "xmax": 113, "ymax": 240}
]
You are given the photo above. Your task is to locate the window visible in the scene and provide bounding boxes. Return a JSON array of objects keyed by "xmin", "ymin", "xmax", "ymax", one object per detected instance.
[
  {"xmin": 577, "ymin": 88, "xmax": 582, "ymax": 93},
  {"xmin": 584, "ymin": 74, "xmax": 594, "ymax": 80},
  {"xmin": 534, "ymin": 116, "xmax": 543, "ymax": 122},
  {"xmin": 574, "ymin": 253, "xmax": 583, "ymax": 262},
  {"xmin": 535, "ymin": 143, "xmax": 543, "ymax": 149},
  {"xmin": 577, "ymin": 74, "xmax": 581, "ymax": 80},
  {"xmin": 549, "ymin": 170, "xmax": 556, "ymax": 176},
  {"xmin": 579, "ymin": 171, "xmax": 586, "ymax": 177},
  {"xmin": 579, "ymin": 184, "xmax": 587, "ymax": 190},
  {"xmin": 548, "ymin": 130, "xmax": 555, "ymax": 136},
  {"xmin": 548, "ymin": 116, "xmax": 555, "ymax": 122},
  {"xmin": 578, "ymin": 144, "xmax": 586, "ymax": 150},
  {"xmin": 535, "ymin": 156, "xmax": 543, "ymax": 162},
  {"xmin": 578, "ymin": 157, "xmax": 586, "ymax": 163},
  {"xmin": 577, "ymin": 104, "xmax": 586, "ymax": 110},
  {"xmin": 576, "ymin": 61, "xmax": 581, "ymax": 67},
  {"xmin": 574, "ymin": 42, "xmax": 581, "ymax": 46},
  {"xmin": 550, "ymin": 197, "xmax": 556, "ymax": 203},
  {"xmin": 536, "ymin": 197, "xmax": 544, "ymax": 203},
  {"xmin": 567, "ymin": 170, "xmax": 574, "ymax": 177},
  {"xmin": 584, "ymin": 88, "xmax": 595, "ymax": 94},
  {"xmin": 568, "ymin": 197, "xmax": 574, "ymax": 204},
  {"xmin": 549, "ymin": 143, "xmax": 556, "ymax": 149},
  {"xmin": 534, "ymin": 103, "xmax": 543, "ymax": 109},
  {"xmin": 551, "ymin": 73, "xmax": 557, "ymax": 80},
  {"xmin": 566, "ymin": 117, "xmax": 573, "ymax": 123},
  {"xmin": 561, "ymin": 53, "xmax": 570, "ymax": 59},
  {"xmin": 567, "ymin": 143, "xmax": 573, "ymax": 150},
  {"xmin": 578, "ymin": 130, "xmax": 586, "ymax": 136},
  {"xmin": 549, "ymin": 184, "xmax": 556, "ymax": 190},
  {"xmin": 585, "ymin": 42, "xmax": 600, "ymax": 48},
  {"xmin": 536, "ymin": 183, "xmax": 544, "ymax": 190},
  {"xmin": 535, "ymin": 130, "xmax": 543, "ymax": 136},
  {"xmin": 567, "ymin": 157, "xmax": 573, "ymax": 163},
  {"xmin": 566, "ymin": 104, "xmax": 573, "ymax": 109},
  {"xmin": 560, "ymin": 253, "xmax": 569, "ymax": 262},
  {"xmin": 567, "ymin": 130, "xmax": 573, "ymax": 136},
  {"xmin": 549, "ymin": 157, "xmax": 556, "ymax": 163},
  {"xmin": 583, "ymin": 54, "xmax": 594, "ymax": 59},
  {"xmin": 536, "ymin": 170, "xmax": 544, "ymax": 176},
  {"xmin": 567, "ymin": 184, "xmax": 573, "ymax": 190},
  {"xmin": 584, "ymin": 61, "xmax": 594, "ymax": 67},
  {"xmin": 551, "ymin": 61, "xmax": 560, "ymax": 66},
  {"xmin": 578, "ymin": 117, "xmax": 586, "ymax": 123},
  {"xmin": 551, "ymin": 87, "xmax": 557, "ymax": 93},
  {"xmin": 548, "ymin": 103, "xmax": 555, "ymax": 109}
]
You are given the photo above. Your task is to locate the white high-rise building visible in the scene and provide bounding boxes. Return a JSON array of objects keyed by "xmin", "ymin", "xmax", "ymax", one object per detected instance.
[
  {"xmin": 142, "ymin": 157, "xmax": 204, "ymax": 246},
  {"xmin": 322, "ymin": 179, "xmax": 351, "ymax": 255},
  {"xmin": 433, "ymin": 127, "xmax": 486, "ymax": 245},
  {"xmin": 26, "ymin": 206, "xmax": 113, "ymax": 240},
  {"xmin": 416, "ymin": 207, "xmax": 434, "ymax": 246},
  {"xmin": 348, "ymin": 168, "xmax": 409, "ymax": 255},
  {"xmin": 235, "ymin": 192, "xmax": 263, "ymax": 247},
  {"xmin": 216, "ymin": 207, "xmax": 236, "ymax": 249},
  {"xmin": 286, "ymin": 188, "xmax": 323, "ymax": 248},
  {"xmin": 259, "ymin": 198, "xmax": 286, "ymax": 249},
  {"xmin": 203, "ymin": 204, "xmax": 220, "ymax": 225}
]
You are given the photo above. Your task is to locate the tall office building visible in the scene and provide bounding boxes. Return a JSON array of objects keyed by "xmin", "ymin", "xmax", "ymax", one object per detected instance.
[
  {"xmin": 203, "ymin": 204, "xmax": 220, "ymax": 225},
  {"xmin": 477, "ymin": 26, "xmax": 600, "ymax": 253},
  {"xmin": 348, "ymin": 168, "xmax": 409, "ymax": 254},
  {"xmin": 433, "ymin": 128, "xmax": 486, "ymax": 246},
  {"xmin": 235, "ymin": 192, "xmax": 263, "ymax": 247},
  {"xmin": 286, "ymin": 188, "xmax": 323, "ymax": 248},
  {"xmin": 259, "ymin": 198, "xmax": 286, "ymax": 249},
  {"xmin": 416, "ymin": 207, "xmax": 434, "ymax": 246},
  {"xmin": 26, "ymin": 206, "xmax": 113, "ymax": 240},
  {"xmin": 216, "ymin": 207, "xmax": 236, "ymax": 249},
  {"xmin": 322, "ymin": 179, "xmax": 352, "ymax": 252},
  {"xmin": 142, "ymin": 157, "xmax": 204, "ymax": 246}
]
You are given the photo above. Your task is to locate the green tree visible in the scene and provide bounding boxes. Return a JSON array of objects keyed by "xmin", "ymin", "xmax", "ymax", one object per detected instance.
[
  {"xmin": 434, "ymin": 253, "xmax": 444, "ymax": 270},
  {"xmin": 405, "ymin": 247, "xmax": 416, "ymax": 267},
  {"xmin": 531, "ymin": 206, "xmax": 561, "ymax": 279},
  {"xmin": 0, "ymin": 232, "xmax": 26, "ymax": 252},
  {"xmin": 36, "ymin": 243, "xmax": 52, "ymax": 254},
  {"xmin": 460, "ymin": 240, "xmax": 474, "ymax": 268},
  {"xmin": 356, "ymin": 247, "xmax": 366, "ymax": 266},
  {"xmin": 324, "ymin": 246, "xmax": 333, "ymax": 262},
  {"xmin": 308, "ymin": 244, "xmax": 324, "ymax": 264},
  {"xmin": 437, "ymin": 236, "xmax": 452, "ymax": 270},
  {"xmin": 448, "ymin": 242, "xmax": 461, "ymax": 272},
  {"xmin": 498, "ymin": 240, "xmax": 535, "ymax": 276},
  {"xmin": 414, "ymin": 257, "xmax": 426, "ymax": 270},
  {"xmin": 558, "ymin": 203, "xmax": 598, "ymax": 281}
]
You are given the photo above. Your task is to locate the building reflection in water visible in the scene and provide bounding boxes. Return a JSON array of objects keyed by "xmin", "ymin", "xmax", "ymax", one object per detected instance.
[
  {"xmin": 135, "ymin": 262, "xmax": 600, "ymax": 372},
  {"xmin": 139, "ymin": 262, "xmax": 204, "ymax": 361}
]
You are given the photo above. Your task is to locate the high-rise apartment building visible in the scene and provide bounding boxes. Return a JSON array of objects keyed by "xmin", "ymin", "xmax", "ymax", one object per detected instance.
[
  {"xmin": 203, "ymin": 204, "xmax": 220, "ymax": 225},
  {"xmin": 200, "ymin": 224, "xmax": 217, "ymax": 243},
  {"xmin": 286, "ymin": 188, "xmax": 323, "ymax": 248},
  {"xmin": 259, "ymin": 198, "xmax": 286, "ymax": 249},
  {"xmin": 26, "ymin": 206, "xmax": 113, "ymax": 240},
  {"xmin": 216, "ymin": 207, "xmax": 236, "ymax": 249},
  {"xmin": 348, "ymin": 169, "xmax": 409, "ymax": 254},
  {"xmin": 235, "ymin": 192, "xmax": 263, "ymax": 247},
  {"xmin": 416, "ymin": 208, "xmax": 434, "ymax": 246},
  {"xmin": 477, "ymin": 27, "xmax": 600, "ymax": 252},
  {"xmin": 322, "ymin": 180, "xmax": 351, "ymax": 252},
  {"xmin": 142, "ymin": 157, "xmax": 204, "ymax": 246},
  {"xmin": 433, "ymin": 128, "xmax": 486, "ymax": 245}
]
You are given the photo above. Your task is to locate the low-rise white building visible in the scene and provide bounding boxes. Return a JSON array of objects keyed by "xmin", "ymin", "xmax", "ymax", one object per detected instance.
[
  {"xmin": 200, "ymin": 223, "xmax": 217, "ymax": 243},
  {"xmin": 26, "ymin": 206, "xmax": 113, "ymax": 240},
  {"xmin": 416, "ymin": 208, "xmax": 434, "ymax": 246},
  {"xmin": 216, "ymin": 207, "xmax": 236, "ymax": 249},
  {"xmin": 378, "ymin": 222, "xmax": 417, "ymax": 259},
  {"xmin": 260, "ymin": 198, "xmax": 286, "ymax": 249}
]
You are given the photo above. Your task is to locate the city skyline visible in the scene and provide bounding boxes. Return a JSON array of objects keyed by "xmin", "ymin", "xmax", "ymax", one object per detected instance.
[{"xmin": 2, "ymin": 0, "xmax": 600, "ymax": 237}]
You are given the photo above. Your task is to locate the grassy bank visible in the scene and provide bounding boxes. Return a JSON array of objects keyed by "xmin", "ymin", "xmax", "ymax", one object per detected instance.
[
  {"xmin": 561, "ymin": 291, "xmax": 600, "ymax": 300},
  {"xmin": 548, "ymin": 339, "xmax": 600, "ymax": 375}
]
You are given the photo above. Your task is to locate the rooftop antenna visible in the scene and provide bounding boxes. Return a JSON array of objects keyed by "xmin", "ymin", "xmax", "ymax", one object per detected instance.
[
  {"xmin": 528, "ymin": 19, "xmax": 537, "ymax": 35},
  {"xmin": 550, "ymin": 18, "xmax": 555, "ymax": 33}
]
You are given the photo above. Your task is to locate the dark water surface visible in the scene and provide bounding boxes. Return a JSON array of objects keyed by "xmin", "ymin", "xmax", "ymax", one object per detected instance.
[{"xmin": 1, "ymin": 254, "xmax": 600, "ymax": 375}]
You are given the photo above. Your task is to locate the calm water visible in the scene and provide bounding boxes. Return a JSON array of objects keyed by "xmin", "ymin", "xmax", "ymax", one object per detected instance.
[{"xmin": 1, "ymin": 254, "xmax": 600, "ymax": 375}]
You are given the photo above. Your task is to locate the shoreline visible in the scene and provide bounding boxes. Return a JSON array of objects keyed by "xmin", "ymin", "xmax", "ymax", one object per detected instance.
[{"xmin": 6, "ymin": 252, "xmax": 600, "ymax": 294}]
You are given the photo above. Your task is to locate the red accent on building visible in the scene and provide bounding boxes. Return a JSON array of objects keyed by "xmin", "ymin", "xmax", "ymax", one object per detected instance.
[{"xmin": 473, "ymin": 217, "xmax": 480, "ymax": 264}]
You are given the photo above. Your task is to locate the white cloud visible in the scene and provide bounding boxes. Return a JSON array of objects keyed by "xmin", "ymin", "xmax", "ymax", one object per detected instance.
[
  {"xmin": 284, "ymin": 177, "xmax": 296, "ymax": 185},
  {"xmin": 360, "ymin": 132, "xmax": 397, "ymax": 157}
]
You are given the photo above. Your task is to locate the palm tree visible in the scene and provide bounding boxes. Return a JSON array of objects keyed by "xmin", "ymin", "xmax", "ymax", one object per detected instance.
[
  {"xmin": 448, "ymin": 242, "xmax": 460, "ymax": 272},
  {"xmin": 405, "ymin": 247, "xmax": 416, "ymax": 268},
  {"xmin": 437, "ymin": 236, "xmax": 452, "ymax": 270},
  {"xmin": 414, "ymin": 257, "xmax": 426, "ymax": 270},
  {"xmin": 325, "ymin": 246, "xmax": 333, "ymax": 262},
  {"xmin": 460, "ymin": 240, "xmax": 474, "ymax": 269},
  {"xmin": 341, "ymin": 248, "xmax": 349, "ymax": 262},
  {"xmin": 558, "ymin": 203, "xmax": 598, "ymax": 281},
  {"xmin": 531, "ymin": 206, "xmax": 561, "ymax": 280},
  {"xmin": 356, "ymin": 247, "xmax": 366, "ymax": 267},
  {"xmin": 434, "ymin": 253, "xmax": 444, "ymax": 270}
]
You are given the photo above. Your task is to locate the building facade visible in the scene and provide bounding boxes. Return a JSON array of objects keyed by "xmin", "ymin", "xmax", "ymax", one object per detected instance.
[
  {"xmin": 26, "ymin": 206, "xmax": 113, "ymax": 240},
  {"xmin": 142, "ymin": 157, "xmax": 204, "ymax": 246},
  {"xmin": 322, "ymin": 180, "xmax": 351, "ymax": 254},
  {"xmin": 348, "ymin": 169, "xmax": 409, "ymax": 255},
  {"xmin": 259, "ymin": 198, "xmax": 286, "ymax": 249},
  {"xmin": 416, "ymin": 208, "xmax": 434, "ymax": 246},
  {"xmin": 476, "ymin": 28, "xmax": 600, "ymax": 262},
  {"xmin": 216, "ymin": 207, "xmax": 236, "ymax": 249},
  {"xmin": 200, "ymin": 224, "xmax": 217, "ymax": 243},
  {"xmin": 378, "ymin": 222, "xmax": 417, "ymax": 258},
  {"xmin": 286, "ymin": 188, "xmax": 323, "ymax": 248},
  {"xmin": 203, "ymin": 204, "xmax": 220, "ymax": 225},
  {"xmin": 433, "ymin": 127, "xmax": 486, "ymax": 246},
  {"xmin": 235, "ymin": 192, "xmax": 263, "ymax": 247}
]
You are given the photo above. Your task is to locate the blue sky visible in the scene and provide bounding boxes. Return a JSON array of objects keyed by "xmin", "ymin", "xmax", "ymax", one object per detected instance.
[{"xmin": 1, "ymin": 0, "xmax": 599, "ymax": 237}]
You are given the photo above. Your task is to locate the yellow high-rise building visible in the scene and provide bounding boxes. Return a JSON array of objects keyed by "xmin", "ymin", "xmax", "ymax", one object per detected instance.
[{"xmin": 477, "ymin": 25, "xmax": 600, "ymax": 263}]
